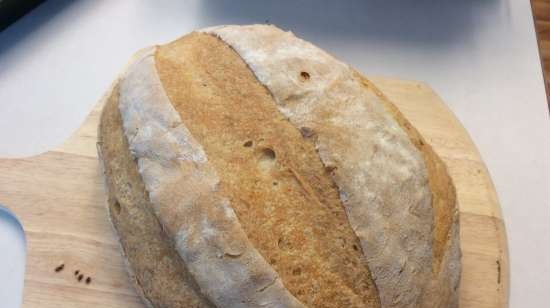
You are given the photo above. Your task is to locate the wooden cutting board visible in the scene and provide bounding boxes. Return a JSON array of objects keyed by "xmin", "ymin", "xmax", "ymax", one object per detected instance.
[{"xmin": 0, "ymin": 76, "xmax": 509, "ymax": 308}]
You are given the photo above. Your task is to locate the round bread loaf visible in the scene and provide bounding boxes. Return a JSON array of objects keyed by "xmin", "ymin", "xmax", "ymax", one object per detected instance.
[{"xmin": 97, "ymin": 24, "xmax": 460, "ymax": 308}]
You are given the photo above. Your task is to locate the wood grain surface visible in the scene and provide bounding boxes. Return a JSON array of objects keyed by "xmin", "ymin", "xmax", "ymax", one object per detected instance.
[{"xmin": 0, "ymin": 76, "xmax": 509, "ymax": 308}]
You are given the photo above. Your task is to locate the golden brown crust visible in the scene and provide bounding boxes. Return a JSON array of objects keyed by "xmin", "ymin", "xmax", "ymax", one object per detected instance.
[
  {"xmin": 98, "ymin": 84, "xmax": 214, "ymax": 308},
  {"xmin": 154, "ymin": 32, "xmax": 380, "ymax": 308}
]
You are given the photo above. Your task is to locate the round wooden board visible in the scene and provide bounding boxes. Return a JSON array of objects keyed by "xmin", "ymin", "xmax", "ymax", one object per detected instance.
[{"xmin": 0, "ymin": 76, "xmax": 509, "ymax": 308}]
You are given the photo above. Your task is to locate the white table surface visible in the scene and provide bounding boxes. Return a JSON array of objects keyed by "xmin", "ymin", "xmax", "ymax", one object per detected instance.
[{"xmin": 1, "ymin": 1, "xmax": 549, "ymax": 307}]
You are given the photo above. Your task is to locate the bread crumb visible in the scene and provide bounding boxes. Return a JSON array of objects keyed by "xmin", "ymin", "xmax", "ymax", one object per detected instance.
[{"xmin": 54, "ymin": 264, "xmax": 64, "ymax": 273}]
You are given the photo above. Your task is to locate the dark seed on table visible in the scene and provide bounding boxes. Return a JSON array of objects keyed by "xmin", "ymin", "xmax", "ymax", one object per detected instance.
[{"xmin": 54, "ymin": 264, "xmax": 64, "ymax": 272}]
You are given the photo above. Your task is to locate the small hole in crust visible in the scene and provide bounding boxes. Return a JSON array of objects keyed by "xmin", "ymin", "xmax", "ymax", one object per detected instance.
[
  {"xmin": 112, "ymin": 200, "xmax": 121, "ymax": 215},
  {"xmin": 292, "ymin": 267, "xmax": 302, "ymax": 276},
  {"xmin": 300, "ymin": 127, "xmax": 314, "ymax": 138},
  {"xmin": 272, "ymin": 181, "xmax": 278, "ymax": 186},
  {"xmin": 300, "ymin": 71, "xmax": 310, "ymax": 81},
  {"xmin": 243, "ymin": 140, "xmax": 253, "ymax": 147},
  {"xmin": 261, "ymin": 148, "xmax": 276, "ymax": 160},
  {"xmin": 352, "ymin": 244, "xmax": 359, "ymax": 251},
  {"xmin": 258, "ymin": 148, "xmax": 277, "ymax": 171},
  {"xmin": 277, "ymin": 237, "xmax": 292, "ymax": 250}
]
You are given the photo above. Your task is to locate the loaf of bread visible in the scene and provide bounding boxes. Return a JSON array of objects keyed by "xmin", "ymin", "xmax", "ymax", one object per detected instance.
[{"xmin": 97, "ymin": 24, "xmax": 460, "ymax": 308}]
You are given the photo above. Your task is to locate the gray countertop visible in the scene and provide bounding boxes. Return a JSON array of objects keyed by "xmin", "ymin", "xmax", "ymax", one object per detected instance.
[{"xmin": 0, "ymin": 1, "xmax": 549, "ymax": 307}]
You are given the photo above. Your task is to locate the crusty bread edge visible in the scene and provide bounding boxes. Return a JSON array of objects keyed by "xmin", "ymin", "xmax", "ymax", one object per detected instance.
[
  {"xmin": 357, "ymin": 74, "xmax": 460, "ymax": 266},
  {"xmin": 358, "ymin": 74, "xmax": 461, "ymax": 307},
  {"xmin": 96, "ymin": 47, "xmax": 158, "ymax": 308}
]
